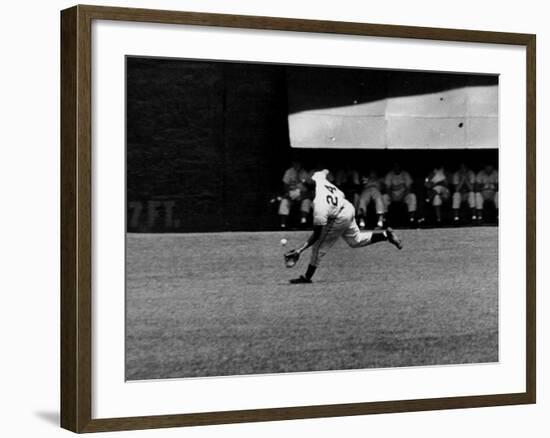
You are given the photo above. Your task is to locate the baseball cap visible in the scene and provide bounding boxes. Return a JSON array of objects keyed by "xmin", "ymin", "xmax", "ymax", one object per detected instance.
[{"xmin": 311, "ymin": 169, "xmax": 330, "ymax": 183}]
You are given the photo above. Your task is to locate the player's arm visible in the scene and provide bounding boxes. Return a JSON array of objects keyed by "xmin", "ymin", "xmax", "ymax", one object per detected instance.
[
  {"xmin": 295, "ymin": 225, "xmax": 323, "ymax": 254},
  {"xmin": 464, "ymin": 173, "xmax": 473, "ymax": 191},
  {"xmin": 404, "ymin": 172, "xmax": 413, "ymax": 193},
  {"xmin": 384, "ymin": 173, "xmax": 392, "ymax": 192},
  {"xmin": 424, "ymin": 171, "xmax": 434, "ymax": 189},
  {"xmin": 282, "ymin": 169, "xmax": 293, "ymax": 194},
  {"xmin": 474, "ymin": 174, "xmax": 482, "ymax": 191},
  {"xmin": 352, "ymin": 170, "xmax": 360, "ymax": 187},
  {"xmin": 284, "ymin": 225, "xmax": 323, "ymax": 267},
  {"xmin": 452, "ymin": 173, "xmax": 461, "ymax": 192}
]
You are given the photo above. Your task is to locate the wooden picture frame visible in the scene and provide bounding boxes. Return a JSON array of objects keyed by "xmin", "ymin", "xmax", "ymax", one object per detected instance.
[{"xmin": 61, "ymin": 4, "xmax": 536, "ymax": 433}]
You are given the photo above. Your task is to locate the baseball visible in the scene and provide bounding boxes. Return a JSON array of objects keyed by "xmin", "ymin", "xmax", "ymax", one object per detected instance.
[{"xmin": 280, "ymin": 238, "xmax": 288, "ymax": 246}]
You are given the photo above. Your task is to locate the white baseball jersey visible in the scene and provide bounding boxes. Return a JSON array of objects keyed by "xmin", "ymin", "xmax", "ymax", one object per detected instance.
[
  {"xmin": 282, "ymin": 167, "xmax": 309, "ymax": 190},
  {"xmin": 312, "ymin": 178, "xmax": 348, "ymax": 226},
  {"xmin": 429, "ymin": 168, "xmax": 446, "ymax": 185},
  {"xmin": 476, "ymin": 169, "xmax": 498, "ymax": 190},
  {"xmin": 384, "ymin": 171, "xmax": 413, "ymax": 197},
  {"xmin": 362, "ymin": 176, "xmax": 383, "ymax": 191},
  {"xmin": 309, "ymin": 170, "xmax": 376, "ymax": 267},
  {"xmin": 452, "ymin": 170, "xmax": 475, "ymax": 193}
]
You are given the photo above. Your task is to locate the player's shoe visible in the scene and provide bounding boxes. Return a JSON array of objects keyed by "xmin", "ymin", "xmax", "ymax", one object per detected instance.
[
  {"xmin": 386, "ymin": 227, "xmax": 403, "ymax": 250},
  {"xmin": 289, "ymin": 275, "xmax": 312, "ymax": 284},
  {"xmin": 359, "ymin": 218, "xmax": 366, "ymax": 229}
]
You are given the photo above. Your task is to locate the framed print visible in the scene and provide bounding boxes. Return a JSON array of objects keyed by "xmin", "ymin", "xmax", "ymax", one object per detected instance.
[{"xmin": 60, "ymin": 4, "xmax": 536, "ymax": 433}]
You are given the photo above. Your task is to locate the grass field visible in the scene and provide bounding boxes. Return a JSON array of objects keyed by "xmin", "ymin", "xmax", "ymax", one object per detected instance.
[{"xmin": 126, "ymin": 227, "xmax": 498, "ymax": 380}]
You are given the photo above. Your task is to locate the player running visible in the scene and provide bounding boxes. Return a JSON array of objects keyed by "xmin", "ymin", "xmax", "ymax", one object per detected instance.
[{"xmin": 284, "ymin": 170, "xmax": 402, "ymax": 284}]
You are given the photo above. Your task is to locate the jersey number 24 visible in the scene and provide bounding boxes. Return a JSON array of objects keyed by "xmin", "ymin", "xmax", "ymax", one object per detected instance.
[{"xmin": 325, "ymin": 185, "xmax": 338, "ymax": 206}]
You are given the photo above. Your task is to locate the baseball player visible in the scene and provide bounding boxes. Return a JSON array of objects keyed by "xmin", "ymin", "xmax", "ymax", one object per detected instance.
[
  {"xmin": 475, "ymin": 164, "xmax": 498, "ymax": 223},
  {"xmin": 357, "ymin": 170, "xmax": 385, "ymax": 229},
  {"xmin": 424, "ymin": 165, "xmax": 450, "ymax": 224},
  {"xmin": 451, "ymin": 163, "xmax": 476, "ymax": 223},
  {"xmin": 284, "ymin": 170, "xmax": 402, "ymax": 284},
  {"xmin": 382, "ymin": 163, "xmax": 417, "ymax": 225},
  {"xmin": 278, "ymin": 160, "xmax": 311, "ymax": 228}
]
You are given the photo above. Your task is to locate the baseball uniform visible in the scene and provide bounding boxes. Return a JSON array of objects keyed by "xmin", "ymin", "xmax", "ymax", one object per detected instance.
[
  {"xmin": 309, "ymin": 173, "xmax": 374, "ymax": 267},
  {"xmin": 452, "ymin": 169, "xmax": 476, "ymax": 209},
  {"xmin": 475, "ymin": 169, "xmax": 499, "ymax": 210},
  {"xmin": 278, "ymin": 167, "xmax": 312, "ymax": 216},
  {"xmin": 426, "ymin": 168, "xmax": 450, "ymax": 207},
  {"xmin": 358, "ymin": 176, "xmax": 384, "ymax": 215},
  {"xmin": 383, "ymin": 170, "xmax": 417, "ymax": 212}
]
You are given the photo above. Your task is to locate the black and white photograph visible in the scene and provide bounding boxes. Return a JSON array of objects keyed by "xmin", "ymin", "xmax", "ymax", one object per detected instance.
[{"xmin": 125, "ymin": 57, "xmax": 499, "ymax": 381}]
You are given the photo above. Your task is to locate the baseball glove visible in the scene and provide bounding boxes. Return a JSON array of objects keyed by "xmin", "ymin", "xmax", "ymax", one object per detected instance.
[{"xmin": 284, "ymin": 249, "xmax": 300, "ymax": 268}]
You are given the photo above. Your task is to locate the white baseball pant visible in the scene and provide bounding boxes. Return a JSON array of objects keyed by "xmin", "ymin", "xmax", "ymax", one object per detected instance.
[{"xmin": 309, "ymin": 201, "xmax": 374, "ymax": 267}]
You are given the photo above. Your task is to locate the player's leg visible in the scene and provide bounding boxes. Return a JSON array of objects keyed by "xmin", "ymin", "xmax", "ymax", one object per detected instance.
[
  {"xmin": 482, "ymin": 190, "xmax": 497, "ymax": 223},
  {"xmin": 290, "ymin": 220, "xmax": 343, "ymax": 284},
  {"xmin": 432, "ymin": 188, "xmax": 442, "ymax": 224},
  {"xmin": 278, "ymin": 197, "xmax": 291, "ymax": 228},
  {"xmin": 452, "ymin": 192, "xmax": 461, "ymax": 222},
  {"xmin": 433, "ymin": 186, "xmax": 449, "ymax": 224},
  {"xmin": 299, "ymin": 198, "xmax": 312, "ymax": 225},
  {"xmin": 310, "ymin": 224, "xmax": 342, "ymax": 265},
  {"xmin": 467, "ymin": 191, "xmax": 476, "ymax": 221},
  {"xmin": 373, "ymin": 189, "xmax": 385, "ymax": 228},
  {"xmin": 341, "ymin": 216, "xmax": 402, "ymax": 250},
  {"xmin": 382, "ymin": 193, "xmax": 391, "ymax": 213},
  {"xmin": 357, "ymin": 189, "xmax": 369, "ymax": 229},
  {"xmin": 353, "ymin": 192, "xmax": 360, "ymax": 211},
  {"xmin": 475, "ymin": 191, "xmax": 484, "ymax": 222},
  {"xmin": 405, "ymin": 192, "xmax": 417, "ymax": 224},
  {"xmin": 476, "ymin": 190, "xmax": 495, "ymax": 223}
]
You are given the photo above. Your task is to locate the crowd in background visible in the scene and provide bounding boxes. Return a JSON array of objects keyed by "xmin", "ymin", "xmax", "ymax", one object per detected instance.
[{"xmin": 277, "ymin": 160, "xmax": 499, "ymax": 229}]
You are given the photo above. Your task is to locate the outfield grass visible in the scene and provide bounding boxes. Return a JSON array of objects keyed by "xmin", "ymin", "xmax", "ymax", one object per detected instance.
[{"xmin": 126, "ymin": 227, "xmax": 498, "ymax": 380}]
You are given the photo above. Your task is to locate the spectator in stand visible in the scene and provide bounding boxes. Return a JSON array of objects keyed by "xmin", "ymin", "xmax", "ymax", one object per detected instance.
[
  {"xmin": 383, "ymin": 162, "xmax": 417, "ymax": 225},
  {"xmin": 357, "ymin": 170, "xmax": 385, "ymax": 229},
  {"xmin": 278, "ymin": 160, "xmax": 311, "ymax": 228},
  {"xmin": 475, "ymin": 164, "xmax": 499, "ymax": 223},
  {"xmin": 451, "ymin": 163, "xmax": 476, "ymax": 223},
  {"xmin": 424, "ymin": 165, "xmax": 450, "ymax": 224},
  {"xmin": 335, "ymin": 165, "xmax": 361, "ymax": 210}
]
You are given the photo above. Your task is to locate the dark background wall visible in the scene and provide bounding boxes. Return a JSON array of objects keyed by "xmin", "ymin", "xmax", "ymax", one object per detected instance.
[
  {"xmin": 126, "ymin": 57, "xmax": 497, "ymax": 232},
  {"xmin": 127, "ymin": 57, "xmax": 291, "ymax": 231}
]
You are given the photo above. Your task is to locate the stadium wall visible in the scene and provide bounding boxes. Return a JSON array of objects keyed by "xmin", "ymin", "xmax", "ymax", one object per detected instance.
[
  {"xmin": 127, "ymin": 57, "xmax": 292, "ymax": 232},
  {"xmin": 287, "ymin": 67, "xmax": 498, "ymax": 149},
  {"xmin": 126, "ymin": 58, "xmax": 498, "ymax": 232}
]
